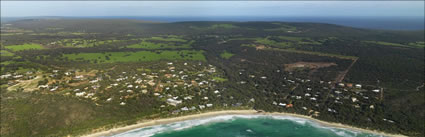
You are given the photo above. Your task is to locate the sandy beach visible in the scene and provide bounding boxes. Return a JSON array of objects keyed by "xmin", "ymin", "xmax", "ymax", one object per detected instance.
[{"xmin": 81, "ymin": 110, "xmax": 406, "ymax": 137}]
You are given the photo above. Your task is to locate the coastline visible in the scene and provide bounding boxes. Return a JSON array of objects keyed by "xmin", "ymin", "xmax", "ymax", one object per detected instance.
[{"xmin": 81, "ymin": 110, "xmax": 406, "ymax": 137}]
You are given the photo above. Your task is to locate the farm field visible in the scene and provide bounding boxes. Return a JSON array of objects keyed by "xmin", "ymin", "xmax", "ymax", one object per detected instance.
[
  {"xmin": 219, "ymin": 51, "xmax": 234, "ymax": 59},
  {"xmin": 126, "ymin": 40, "xmax": 193, "ymax": 49},
  {"xmin": 0, "ymin": 50, "xmax": 14, "ymax": 56},
  {"xmin": 5, "ymin": 43, "xmax": 45, "ymax": 51},
  {"xmin": 62, "ymin": 50, "xmax": 206, "ymax": 63}
]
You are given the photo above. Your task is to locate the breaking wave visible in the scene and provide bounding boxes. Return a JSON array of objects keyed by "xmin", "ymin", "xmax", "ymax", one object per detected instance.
[{"xmin": 109, "ymin": 115, "xmax": 383, "ymax": 137}]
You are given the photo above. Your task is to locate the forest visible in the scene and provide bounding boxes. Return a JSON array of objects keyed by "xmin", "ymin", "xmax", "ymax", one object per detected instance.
[{"xmin": 0, "ymin": 19, "xmax": 424, "ymax": 137}]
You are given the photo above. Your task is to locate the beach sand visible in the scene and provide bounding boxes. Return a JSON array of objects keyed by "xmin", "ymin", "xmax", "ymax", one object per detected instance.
[{"xmin": 81, "ymin": 110, "xmax": 406, "ymax": 137}]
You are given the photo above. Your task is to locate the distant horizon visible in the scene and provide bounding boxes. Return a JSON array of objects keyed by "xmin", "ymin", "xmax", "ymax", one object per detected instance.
[{"xmin": 2, "ymin": 15, "xmax": 424, "ymax": 30}]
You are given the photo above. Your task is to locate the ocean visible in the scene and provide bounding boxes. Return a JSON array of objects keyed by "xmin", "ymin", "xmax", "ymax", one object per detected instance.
[{"xmin": 110, "ymin": 115, "xmax": 384, "ymax": 137}]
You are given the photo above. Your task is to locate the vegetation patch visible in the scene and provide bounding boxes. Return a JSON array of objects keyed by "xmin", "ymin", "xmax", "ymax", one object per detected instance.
[
  {"xmin": 265, "ymin": 23, "xmax": 297, "ymax": 32},
  {"xmin": 5, "ymin": 43, "xmax": 45, "ymax": 51},
  {"xmin": 212, "ymin": 77, "xmax": 228, "ymax": 82},
  {"xmin": 190, "ymin": 24, "xmax": 239, "ymax": 30},
  {"xmin": 0, "ymin": 50, "xmax": 14, "ymax": 56},
  {"xmin": 126, "ymin": 40, "xmax": 192, "ymax": 49},
  {"xmin": 148, "ymin": 36, "xmax": 187, "ymax": 42},
  {"xmin": 62, "ymin": 50, "xmax": 206, "ymax": 63},
  {"xmin": 408, "ymin": 41, "xmax": 425, "ymax": 48},
  {"xmin": 220, "ymin": 51, "xmax": 235, "ymax": 59},
  {"xmin": 363, "ymin": 41, "xmax": 409, "ymax": 48}
]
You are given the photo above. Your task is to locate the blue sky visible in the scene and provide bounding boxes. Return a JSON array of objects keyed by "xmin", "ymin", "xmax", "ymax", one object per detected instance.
[{"xmin": 1, "ymin": 1, "xmax": 424, "ymax": 17}]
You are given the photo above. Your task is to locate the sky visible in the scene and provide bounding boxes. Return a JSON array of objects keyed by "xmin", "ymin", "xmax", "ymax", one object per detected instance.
[{"xmin": 1, "ymin": 1, "xmax": 424, "ymax": 17}]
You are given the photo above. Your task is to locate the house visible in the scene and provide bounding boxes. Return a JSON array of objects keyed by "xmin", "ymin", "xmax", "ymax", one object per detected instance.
[
  {"xmin": 351, "ymin": 97, "xmax": 358, "ymax": 102},
  {"xmin": 181, "ymin": 107, "xmax": 189, "ymax": 111},
  {"xmin": 64, "ymin": 72, "xmax": 71, "ymax": 76},
  {"xmin": 372, "ymin": 89, "xmax": 380, "ymax": 93},
  {"xmin": 167, "ymin": 98, "xmax": 182, "ymax": 106},
  {"xmin": 76, "ymin": 92, "xmax": 86, "ymax": 97},
  {"xmin": 0, "ymin": 74, "xmax": 11, "ymax": 79},
  {"xmin": 50, "ymin": 86, "xmax": 58, "ymax": 91},
  {"xmin": 89, "ymin": 79, "xmax": 99, "ymax": 83},
  {"xmin": 38, "ymin": 85, "xmax": 49, "ymax": 88},
  {"xmin": 75, "ymin": 75, "xmax": 84, "ymax": 79},
  {"xmin": 328, "ymin": 108, "xmax": 337, "ymax": 113},
  {"xmin": 355, "ymin": 84, "xmax": 362, "ymax": 88},
  {"xmin": 13, "ymin": 75, "xmax": 23, "ymax": 78}
]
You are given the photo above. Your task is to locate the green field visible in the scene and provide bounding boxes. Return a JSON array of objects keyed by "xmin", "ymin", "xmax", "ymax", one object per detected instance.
[
  {"xmin": 212, "ymin": 77, "xmax": 228, "ymax": 82},
  {"xmin": 58, "ymin": 39, "xmax": 124, "ymax": 48},
  {"xmin": 63, "ymin": 50, "xmax": 206, "ymax": 63},
  {"xmin": 190, "ymin": 24, "xmax": 239, "ymax": 30},
  {"xmin": 0, "ymin": 50, "xmax": 14, "ymax": 56},
  {"xmin": 364, "ymin": 41, "xmax": 409, "ymax": 48},
  {"xmin": 126, "ymin": 40, "xmax": 192, "ymax": 49},
  {"xmin": 220, "ymin": 51, "xmax": 235, "ymax": 59},
  {"xmin": 265, "ymin": 23, "xmax": 297, "ymax": 32},
  {"xmin": 148, "ymin": 36, "xmax": 187, "ymax": 42},
  {"xmin": 5, "ymin": 43, "xmax": 45, "ymax": 51},
  {"xmin": 233, "ymin": 36, "xmax": 320, "ymax": 48},
  {"xmin": 408, "ymin": 41, "xmax": 425, "ymax": 48}
]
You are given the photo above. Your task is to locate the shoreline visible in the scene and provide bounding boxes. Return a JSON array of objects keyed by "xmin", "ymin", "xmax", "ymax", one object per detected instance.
[{"xmin": 81, "ymin": 110, "xmax": 406, "ymax": 137}]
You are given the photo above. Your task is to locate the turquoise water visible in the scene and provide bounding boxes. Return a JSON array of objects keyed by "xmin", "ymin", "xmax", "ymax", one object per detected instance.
[{"xmin": 111, "ymin": 115, "xmax": 384, "ymax": 137}]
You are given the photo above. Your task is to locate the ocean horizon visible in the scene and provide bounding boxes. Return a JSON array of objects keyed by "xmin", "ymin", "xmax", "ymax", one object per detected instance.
[{"xmin": 110, "ymin": 115, "xmax": 385, "ymax": 137}]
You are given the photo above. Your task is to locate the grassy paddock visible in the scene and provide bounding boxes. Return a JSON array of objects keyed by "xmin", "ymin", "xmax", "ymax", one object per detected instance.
[
  {"xmin": 220, "ymin": 51, "xmax": 235, "ymax": 59},
  {"xmin": 63, "ymin": 50, "xmax": 206, "ymax": 63},
  {"xmin": 5, "ymin": 44, "xmax": 45, "ymax": 51},
  {"xmin": 0, "ymin": 50, "xmax": 14, "ymax": 56}
]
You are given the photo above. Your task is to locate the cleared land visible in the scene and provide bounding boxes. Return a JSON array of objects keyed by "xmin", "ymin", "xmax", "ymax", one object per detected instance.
[
  {"xmin": 126, "ymin": 40, "xmax": 192, "ymax": 49},
  {"xmin": 0, "ymin": 50, "xmax": 14, "ymax": 56},
  {"xmin": 5, "ymin": 43, "xmax": 45, "ymax": 51},
  {"xmin": 284, "ymin": 62, "xmax": 337, "ymax": 71},
  {"xmin": 219, "ymin": 51, "xmax": 235, "ymax": 59},
  {"xmin": 62, "ymin": 50, "xmax": 206, "ymax": 63}
]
